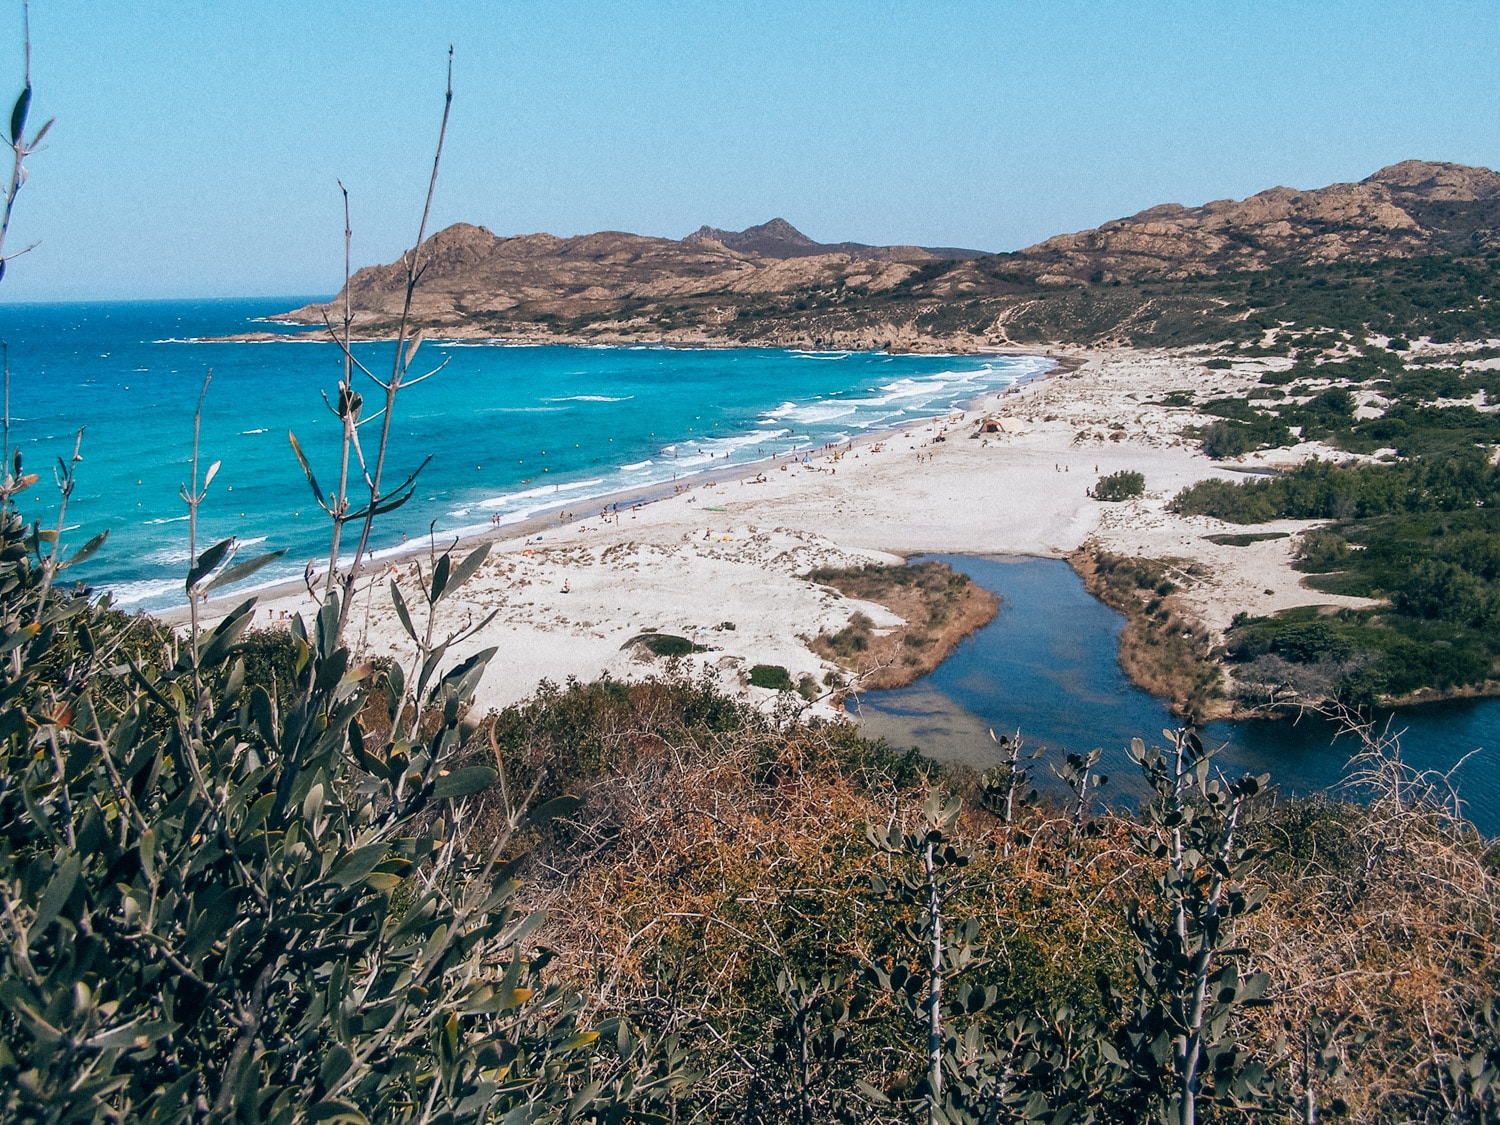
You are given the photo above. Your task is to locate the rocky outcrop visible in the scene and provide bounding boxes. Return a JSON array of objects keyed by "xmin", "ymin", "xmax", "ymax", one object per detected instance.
[
  {"xmin": 685, "ymin": 218, "xmax": 825, "ymax": 258},
  {"xmin": 1007, "ymin": 160, "xmax": 1500, "ymax": 283},
  {"xmin": 285, "ymin": 218, "xmax": 974, "ymax": 328}
]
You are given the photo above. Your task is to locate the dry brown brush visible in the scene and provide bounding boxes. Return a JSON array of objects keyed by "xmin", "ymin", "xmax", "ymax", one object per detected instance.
[
  {"xmin": 448, "ymin": 677, "xmax": 1500, "ymax": 1123},
  {"xmin": 1072, "ymin": 545, "xmax": 1224, "ymax": 720},
  {"xmin": 1240, "ymin": 718, "xmax": 1500, "ymax": 1121}
]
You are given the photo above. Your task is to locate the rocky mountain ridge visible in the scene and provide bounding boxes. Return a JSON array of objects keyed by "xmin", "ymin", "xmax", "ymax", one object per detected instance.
[
  {"xmin": 1010, "ymin": 159, "xmax": 1500, "ymax": 284},
  {"xmin": 288, "ymin": 218, "xmax": 981, "ymax": 330},
  {"xmin": 278, "ymin": 160, "xmax": 1500, "ymax": 349}
]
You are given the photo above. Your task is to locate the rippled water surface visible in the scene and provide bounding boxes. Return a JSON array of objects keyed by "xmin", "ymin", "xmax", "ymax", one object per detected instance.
[
  {"xmin": 855, "ymin": 555, "xmax": 1499, "ymax": 835},
  {"xmin": 0, "ymin": 300, "xmax": 1046, "ymax": 609}
]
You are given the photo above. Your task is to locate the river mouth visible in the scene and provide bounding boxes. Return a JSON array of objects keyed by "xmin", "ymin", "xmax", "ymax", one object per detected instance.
[{"xmin": 852, "ymin": 555, "xmax": 1500, "ymax": 835}]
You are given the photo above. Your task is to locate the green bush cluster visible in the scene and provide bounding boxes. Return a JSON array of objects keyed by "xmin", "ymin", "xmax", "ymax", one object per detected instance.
[
  {"xmin": 1171, "ymin": 450, "xmax": 1500, "ymax": 524},
  {"xmin": 1199, "ymin": 416, "xmax": 1296, "ymax": 459},
  {"xmin": 1223, "ymin": 510, "xmax": 1500, "ymax": 702},
  {"xmin": 748, "ymin": 663, "xmax": 795, "ymax": 691},
  {"xmin": 0, "ymin": 477, "xmax": 689, "ymax": 1122},
  {"xmin": 1221, "ymin": 349, "xmax": 1500, "ymax": 462},
  {"xmin": 1180, "ymin": 451, "xmax": 1500, "ymax": 702},
  {"xmin": 1093, "ymin": 469, "xmax": 1145, "ymax": 501},
  {"xmin": 639, "ymin": 632, "xmax": 702, "ymax": 657}
]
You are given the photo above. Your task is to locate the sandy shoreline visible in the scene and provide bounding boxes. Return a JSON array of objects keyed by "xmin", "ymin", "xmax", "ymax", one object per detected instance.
[
  {"xmin": 169, "ymin": 351, "xmax": 1064, "ymax": 613},
  {"xmin": 176, "ymin": 346, "xmax": 1371, "ymax": 719}
]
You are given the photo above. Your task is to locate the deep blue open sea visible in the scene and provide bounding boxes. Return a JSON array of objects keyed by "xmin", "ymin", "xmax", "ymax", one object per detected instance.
[{"xmin": 0, "ymin": 299, "xmax": 1047, "ymax": 610}]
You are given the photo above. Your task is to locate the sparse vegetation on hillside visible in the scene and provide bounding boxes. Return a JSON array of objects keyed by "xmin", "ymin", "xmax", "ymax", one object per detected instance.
[
  {"xmin": 807, "ymin": 560, "xmax": 998, "ymax": 690},
  {"xmin": 276, "ymin": 159, "xmax": 1500, "ymax": 350},
  {"xmin": 1071, "ymin": 548, "xmax": 1224, "ymax": 718}
]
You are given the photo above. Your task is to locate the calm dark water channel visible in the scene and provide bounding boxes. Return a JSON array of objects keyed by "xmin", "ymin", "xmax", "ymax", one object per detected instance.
[{"xmin": 853, "ymin": 555, "xmax": 1500, "ymax": 836}]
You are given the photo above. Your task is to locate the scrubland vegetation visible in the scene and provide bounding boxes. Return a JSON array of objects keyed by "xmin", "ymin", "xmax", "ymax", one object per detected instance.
[
  {"xmin": 1167, "ymin": 413, "xmax": 1500, "ymax": 708},
  {"xmin": 1071, "ymin": 549, "xmax": 1224, "ymax": 719},
  {"xmin": 809, "ymin": 562, "xmax": 998, "ymax": 691},
  {"xmin": 5, "ymin": 489, "xmax": 1499, "ymax": 1121},
  {"xmin": 713, "ymin": 253, "xmax": 1500, "ymax": 351}
]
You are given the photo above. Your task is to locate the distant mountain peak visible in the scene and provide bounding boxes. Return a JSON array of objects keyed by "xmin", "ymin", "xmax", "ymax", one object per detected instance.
[
  {"xmin": 681, "ymin": 218, "xmax": 987, "ymax": 261},
  {"xmin": 686, "ymin": 218, "xmax": 822, "ymax": 257},
  {"xmin": 742, "ymin": 218, "xmax": 818, "ymax": 245}
]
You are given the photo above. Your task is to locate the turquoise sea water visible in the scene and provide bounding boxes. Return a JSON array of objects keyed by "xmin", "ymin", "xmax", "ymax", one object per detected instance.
[{"xmin": 0, "ymin": 299, "xmax": 1048, "ymax": 610}]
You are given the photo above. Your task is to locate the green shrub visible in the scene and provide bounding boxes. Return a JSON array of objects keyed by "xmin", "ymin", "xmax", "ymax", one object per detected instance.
[
  {"xmin": 748, "ymin": 663, "xmax": 795, "ymax": 691},
  {"xmin": 1172, "ymin": 451, "xmax": 1500, "ymax": 524},
  {"xmin": 642, "ymin": 632, "xmax": 701, "ymax": 656},
  {"xmin": 1269, "ymin": 620, "xmax": 1354, "ymax": 663},
  {"xmin": 1203, "ymin": 531, "xmax": 1290, "ymax": 546},
  {"xmin": 1393, "ymin": 559, "xmax": 1490, "ymax": 626},
  {"xmin": 0, "ymin": 489, "xmax": 682, "ymax": 1121},
  {"xmin": 1199, "ymin": 416, "xmax": 1296, "ymax": 459},
  {"xmin": 1258, "ymin": 368, "xmax": 1299, "ymax": 386},
  {"xmin": 1094, "ymin": 469, "xmax": 1145, "ymax": 501},
  {"xmin": 1296, "ymin": 527, "xmax": 1351, "ymax": 569}
]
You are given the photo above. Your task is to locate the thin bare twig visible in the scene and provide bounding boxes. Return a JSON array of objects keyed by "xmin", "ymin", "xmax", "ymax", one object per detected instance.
[{"xmin": 337, "ymin": 47, "xmax": 454, "ymax": 642}]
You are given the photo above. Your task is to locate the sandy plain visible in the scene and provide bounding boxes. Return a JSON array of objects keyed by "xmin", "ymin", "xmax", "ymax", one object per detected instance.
[{"xmin": 200, "ymin": 348, "xmax": 1374, "ymax": 717}]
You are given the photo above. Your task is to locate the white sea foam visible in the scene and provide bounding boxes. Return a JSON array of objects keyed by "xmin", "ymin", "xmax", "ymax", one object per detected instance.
[
  {"xmin": 105, "ymin": 578, "xmax": 182, "ymax": 606},
  {"xmin": 703, "ymin": 430, "xmax": 780, "ymax": 452},
  {"xmin": 477, "ymin": 477, "xmax": 607, "ymax": 509},
  {"xmin": 81, "ymin": 342, "xmax": 1050, "ymax": 613},
  {"xmin": 779, "ymin": 403, "xmax": 858, "ymax": 425}
]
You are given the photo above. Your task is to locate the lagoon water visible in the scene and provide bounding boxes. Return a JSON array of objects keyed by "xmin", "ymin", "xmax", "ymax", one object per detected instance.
[
  {"xmin": 854, "ymin": 556, "xmax": 1500, "ymax": 836},
  {"xmin": 0, "ymin": 299, "xmax": 1046, "ymax": 609}
]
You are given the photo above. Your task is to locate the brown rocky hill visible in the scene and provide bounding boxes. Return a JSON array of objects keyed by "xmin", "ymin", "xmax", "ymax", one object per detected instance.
[
  {"xmin": 684, "ymin": 217, "xmax": 990, "ymax": 262},
  {"xmin": 1004, "ymin": 160, "xmax": 1500, "ymax": 284},
  {"xmin": 277, "ymin": 160, "xmax": 1500, "ymax": 349},
  {"xmin": 284, "ymin": 219, "xmax": 983, "ymax": 331}
]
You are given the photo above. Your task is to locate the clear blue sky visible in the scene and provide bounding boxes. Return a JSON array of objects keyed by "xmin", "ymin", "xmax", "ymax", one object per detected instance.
[{"xmin": 2, "ymin": 0, "xmax": 1497, "ymax": 301}]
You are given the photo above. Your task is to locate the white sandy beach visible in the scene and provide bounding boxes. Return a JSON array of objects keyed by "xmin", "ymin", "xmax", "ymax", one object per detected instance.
[{"xmin": 208, "ymin": 348, "xmax": 1375, "ymax": 715}]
